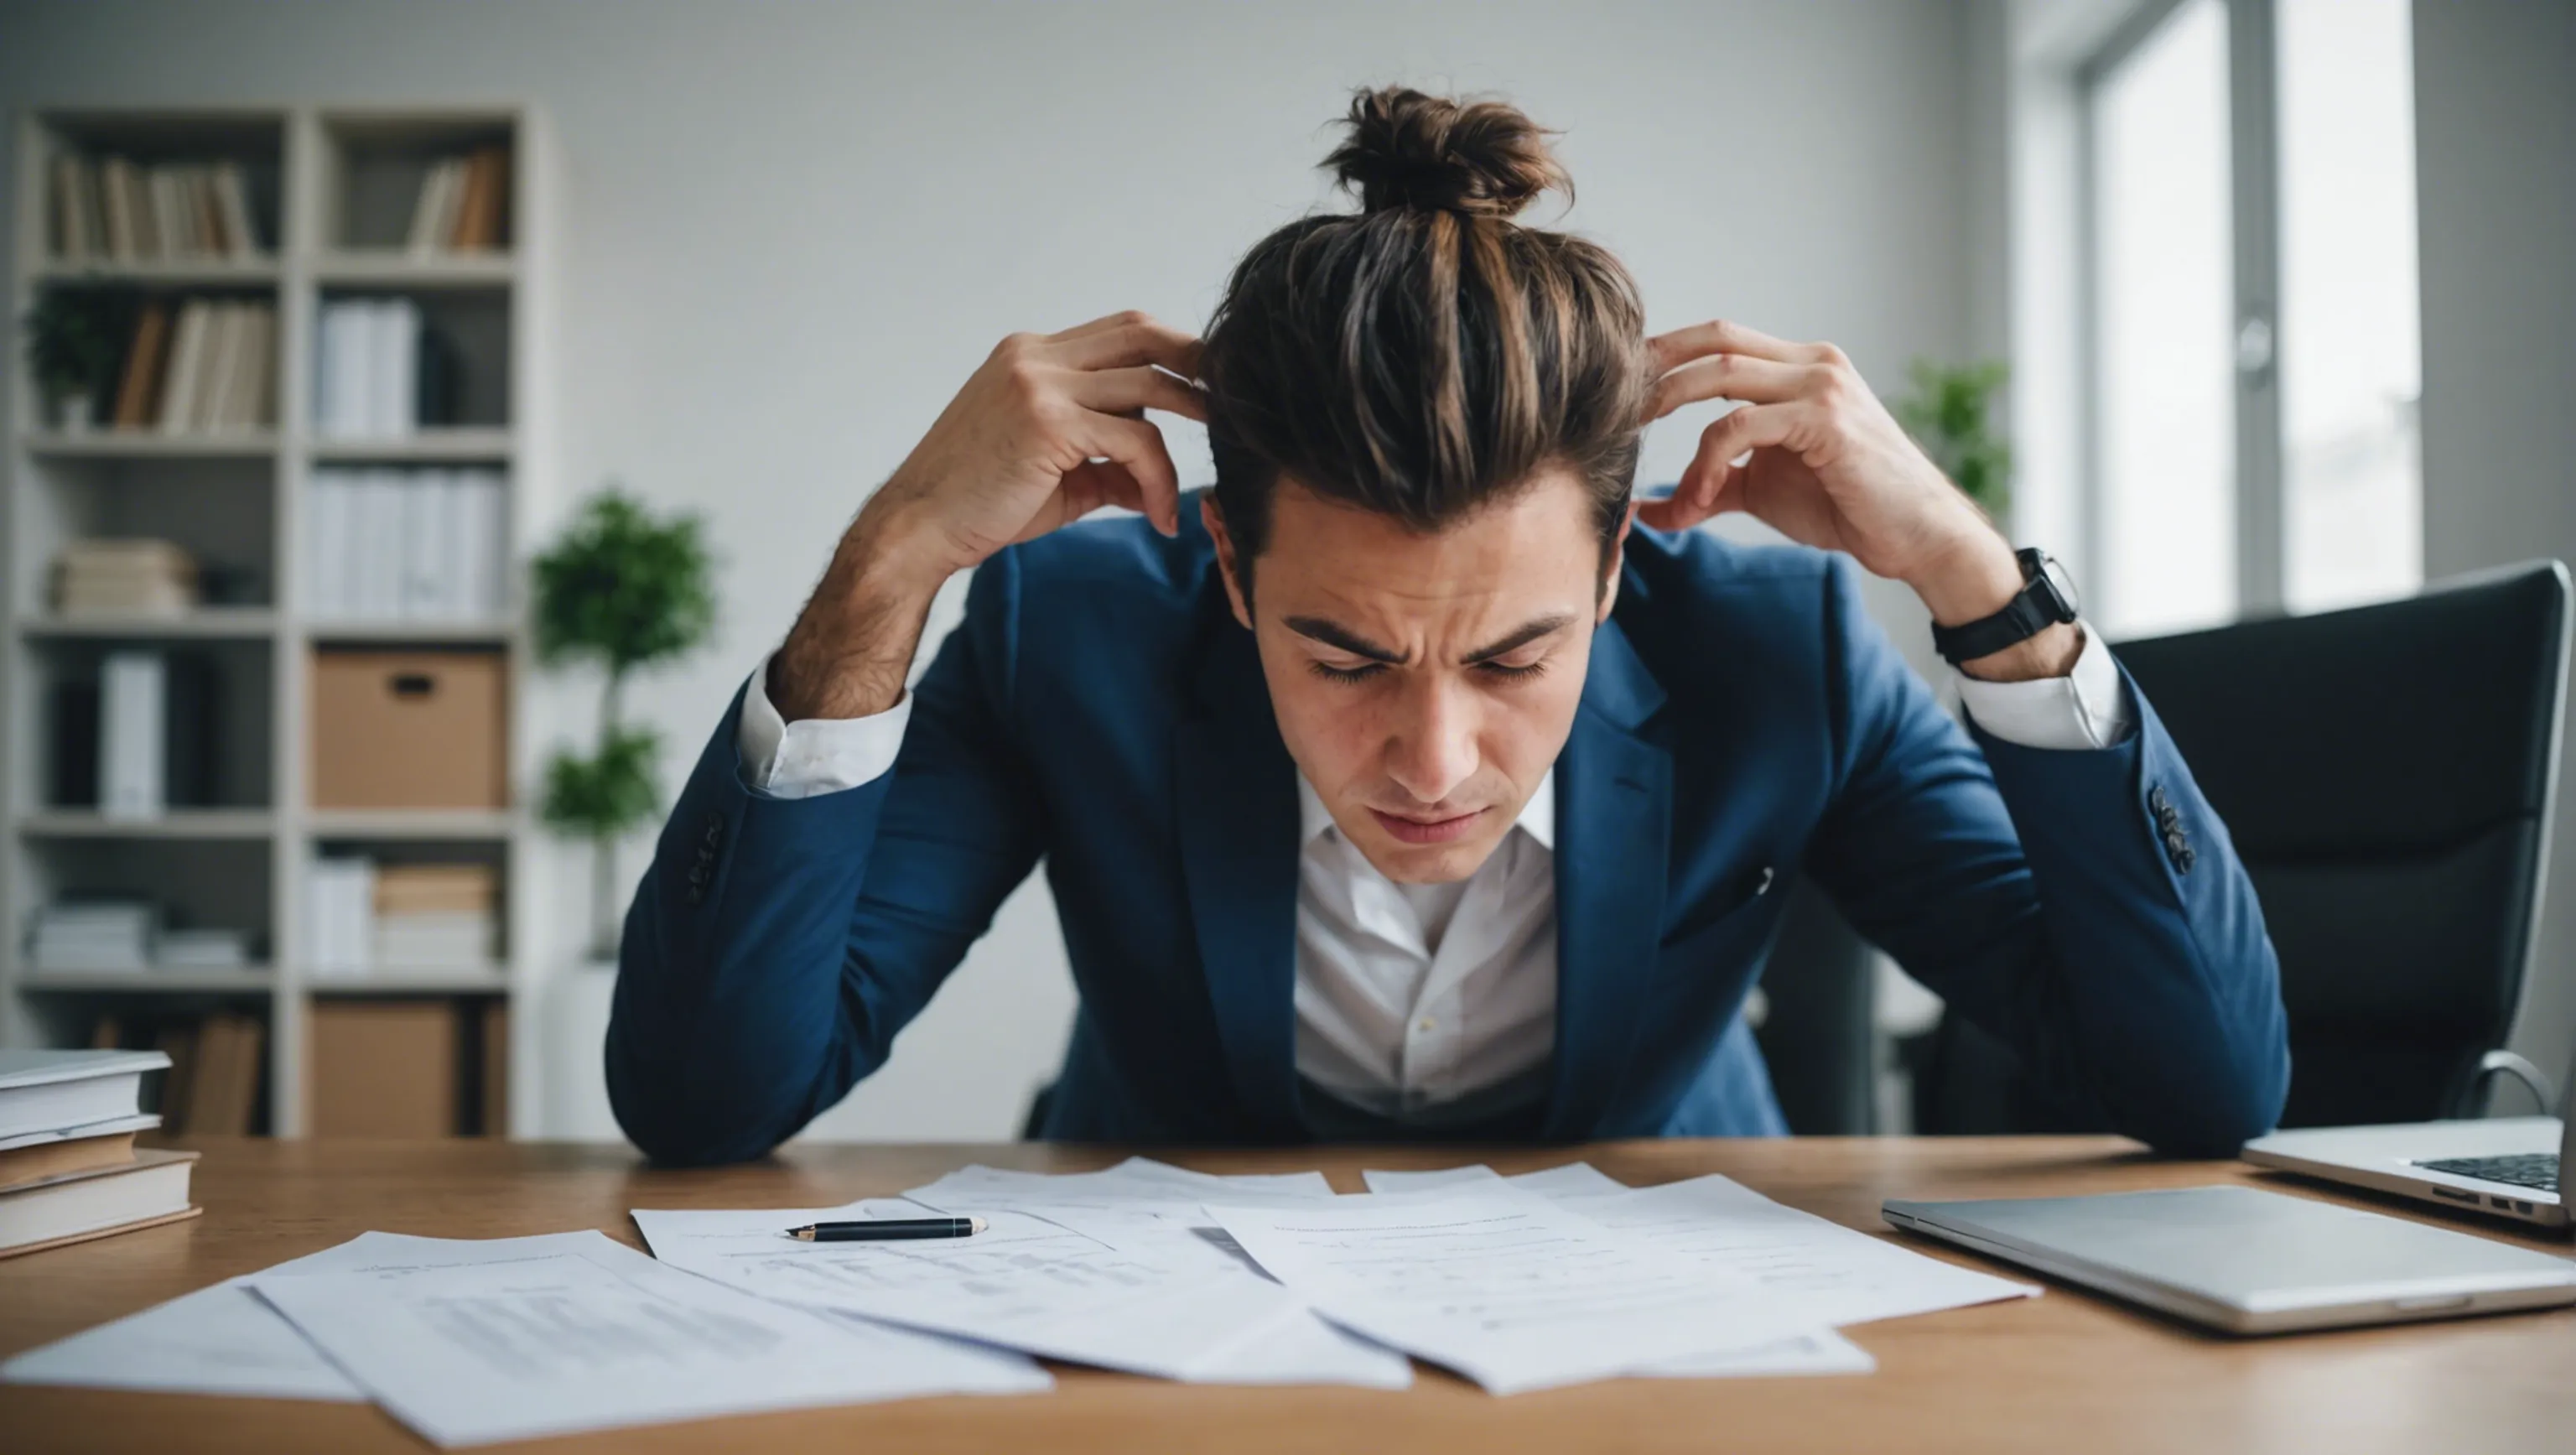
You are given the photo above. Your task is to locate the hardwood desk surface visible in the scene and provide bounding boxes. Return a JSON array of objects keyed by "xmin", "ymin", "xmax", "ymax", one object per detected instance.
[{"xmin": 1, "ymin": 1136, "xmax": 2568, "ymax": 1453}]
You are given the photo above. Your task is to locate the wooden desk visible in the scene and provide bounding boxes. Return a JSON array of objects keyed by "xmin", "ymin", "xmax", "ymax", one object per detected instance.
[{"xmin": 2, "ymin": 1137, "xmax": 2568, "ymax": 1452}]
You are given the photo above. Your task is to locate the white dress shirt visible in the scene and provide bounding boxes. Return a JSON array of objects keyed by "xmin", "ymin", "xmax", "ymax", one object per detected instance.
[{"xmin": 736, "ymin": 622, "xmax": 2131, "ymax": 1118}]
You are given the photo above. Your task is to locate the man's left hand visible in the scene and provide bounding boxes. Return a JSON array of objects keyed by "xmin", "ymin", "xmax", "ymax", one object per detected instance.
[{"xmin": 1637, "ymin": 319, "xmax": 2076, "ymax": 680}]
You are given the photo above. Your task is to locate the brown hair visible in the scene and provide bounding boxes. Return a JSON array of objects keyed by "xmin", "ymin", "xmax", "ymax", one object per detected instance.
[{"xmin": 1202, "ymin": 86, "xmax": 1650, "ymax": 588}]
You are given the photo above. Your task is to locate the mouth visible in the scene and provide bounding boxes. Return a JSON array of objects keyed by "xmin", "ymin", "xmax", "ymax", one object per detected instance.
[{"xmin": 1368, "ymin": 807, "xmax": 1488, "ymax": 846}]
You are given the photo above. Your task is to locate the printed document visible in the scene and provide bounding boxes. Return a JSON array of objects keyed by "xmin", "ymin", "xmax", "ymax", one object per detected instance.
[
  {"xmin": 1581, "ymin": 1174, "xmax": 2038, "ymax": 1328},
  {"xmin": 249, "ymin": 1234, "xmax": 1047, "ymax": 1447},
  {"xmin": 633, "ymin": 1198, "xmax": 1407, "ymax": 1387},
  {"xmin": 1206, "ymin": 1187, "xmax": 1824, "ymax": 1393}
]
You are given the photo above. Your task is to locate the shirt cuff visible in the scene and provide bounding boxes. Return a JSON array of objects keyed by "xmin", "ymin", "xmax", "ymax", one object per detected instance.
[
  {"xmin": 735, "ymin": 652, "xmax": 913, "ymax": 799},
  {"xmin": 1955, "ymin": 621, "xmax": 2132, "ymax": 751}
]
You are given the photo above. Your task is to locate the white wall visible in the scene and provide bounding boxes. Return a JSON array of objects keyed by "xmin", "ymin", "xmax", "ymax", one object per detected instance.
[
  {"xmin": 2412, "ymin": 0, "xmax": 2576, "ymax": 1096},
  {"xmin": 0, "ymin": 0, "xmax": 1976, "ymax": 1140}
]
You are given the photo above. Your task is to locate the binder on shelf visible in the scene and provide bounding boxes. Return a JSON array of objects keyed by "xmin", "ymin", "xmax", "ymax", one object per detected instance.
[
  {"xmin": 98, "ymin": 652, "xmax": 164, "ymax": 819},
  {"xmin": 306, "ymin": 467, "xmax": 508, "ymax": 621}
]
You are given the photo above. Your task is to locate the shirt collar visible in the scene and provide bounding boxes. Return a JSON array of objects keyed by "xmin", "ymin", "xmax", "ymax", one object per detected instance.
[{"xmin": 1296, "ymin": 768, "xmax": 1556, "ymax": 852}]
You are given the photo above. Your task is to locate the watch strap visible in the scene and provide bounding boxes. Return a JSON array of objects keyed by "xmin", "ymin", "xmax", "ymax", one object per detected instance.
[{"xmin": 1931, "ymin": 548, "xmax": 2078, "ymax": 666}]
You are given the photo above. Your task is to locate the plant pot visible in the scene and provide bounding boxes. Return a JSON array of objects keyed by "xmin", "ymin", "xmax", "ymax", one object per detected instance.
[{"xmin": 54, "ymin": 392, "xmax": 93, "ymax": 434}]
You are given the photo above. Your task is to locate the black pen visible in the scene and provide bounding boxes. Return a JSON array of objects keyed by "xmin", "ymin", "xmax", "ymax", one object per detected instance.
[{"xmin": 785, "ymin": 1216, "xmax": 988, "ymax": 1242}]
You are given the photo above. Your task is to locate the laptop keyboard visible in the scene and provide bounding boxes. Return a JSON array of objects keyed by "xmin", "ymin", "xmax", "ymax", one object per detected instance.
[{"xmin": 2416, "ymin": 1153, "xmax": 2559, "ymax": 1193}]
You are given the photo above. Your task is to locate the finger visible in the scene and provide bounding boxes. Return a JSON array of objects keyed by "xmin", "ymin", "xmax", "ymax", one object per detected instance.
[
  {"xmin": 1637, "ymin": 460, "xmax": 1743, "ymax": 532},
  {"xmin": 1068, "ymin": 365, "xmax": 1209, "ymax": 423},
  {"xmin": 1649, "ymin": 319, "xmax": 1831, "ymax": 373},
  {"xmin": 1675, "ymin": 404, "xmax": 1802, "ymax": 508},
  {"xmin": 1049, "ymin": 309, "xmax": 1161, "ymax": 341},
  {"xmin": 1648, "ymin": 355, "xmax": 1825, "ymax": 421},
  {"xmin": 1071, "ymin": 412, "xmax": 1183, "ymax": 536},
  {"xmin": 1050, "ymin": 318, "xmax": 1204, "ymax": 377}
]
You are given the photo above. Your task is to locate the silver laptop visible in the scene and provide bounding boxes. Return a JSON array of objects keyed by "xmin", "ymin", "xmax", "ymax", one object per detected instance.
[
  {"xmin": 1883, "ymin": 1184, "xmax": 2576, "ymax": 1334},
  {"xmin": 2241, "ymin": 1074, "xmax": 2569, "ymax": 1231}
]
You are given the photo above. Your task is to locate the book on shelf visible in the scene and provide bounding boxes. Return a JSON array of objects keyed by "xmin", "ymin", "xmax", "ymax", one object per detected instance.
[
  {"xmin": 373, "ymin": 863, "xmax": 500, "ymax": 971},
  {"xmin": 148, "ymin": 298, "xmax": 277, "ymax": 434},
  {"xmin": 50, "ymin": 153, "xmax": 264, "ymax": 264},
  {"xmin": 109, "ymin": 300, "xmax": 172, "ymax": 427},
  {"xmin": 52, "ymin": 538, "xmax": 200, "ymax": 617},
  {"xmin": 402, "ymin": 145, "xmax": 510, "ymax": 255},
  {"xmin": 28, "ymin": 902, "xmax": 157, "ymax": 973},
  {"xmin": 307, "ymin": 467, "xmax": 508, "ymax": 620}
]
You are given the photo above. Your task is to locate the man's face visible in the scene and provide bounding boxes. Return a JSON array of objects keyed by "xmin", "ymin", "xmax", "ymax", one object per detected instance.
[{"xmin": 1208, "ymin": 470, "xmax": 1624, "ymax": 884}]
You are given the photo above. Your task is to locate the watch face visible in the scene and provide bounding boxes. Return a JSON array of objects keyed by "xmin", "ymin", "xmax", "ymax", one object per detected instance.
[{"xmin": 2038, "ymin": 553, "xmax": 2081, "ymax": 618}]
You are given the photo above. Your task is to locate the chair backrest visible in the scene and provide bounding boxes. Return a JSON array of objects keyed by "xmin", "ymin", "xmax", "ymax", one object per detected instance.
[
  {"xmin": 1753, "ymin": 876, "xmax": 1880, "ymax": 1134},
  {"xmin": 1919, "ymin": 561, "xmax": 2571, "ymax": 1133}
]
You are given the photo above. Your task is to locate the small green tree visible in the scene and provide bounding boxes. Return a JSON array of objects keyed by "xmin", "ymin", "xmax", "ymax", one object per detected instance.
[
  {"xmin": 1893, "ymin": 359, "xmax": 2013, "ymax": 522},
  {"xmin": 534, "ymin": 487, "xmax": 716, "ymax": 960},
  {"xmin": 22, "ymin": 287, "xmax": 132, "ymax": 424}
]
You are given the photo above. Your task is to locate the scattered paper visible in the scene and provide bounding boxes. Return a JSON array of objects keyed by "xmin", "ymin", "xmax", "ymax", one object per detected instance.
[
  {"xmin": 1206, "ymin": 1187, "xmax": 1821, "ymax": 1394},
  {"xmin": 1, "ymin": 1281, "xmax": 364, "ymax": 1401},
  {"xmin": 633, "ymin": 1198, "xmax": 1405, "ymax": 1387},
  {"xmin": 249, "ymin": 1234, "xmax": 1047, "ymax": 1447},
  {"xmin": 1580, "ymin": 1175, "xmax": 2040, "ymax": 1328},
  {"xmin": 1360, "ymin": 1161, "xmax": 1628, "ymax": 1203}
]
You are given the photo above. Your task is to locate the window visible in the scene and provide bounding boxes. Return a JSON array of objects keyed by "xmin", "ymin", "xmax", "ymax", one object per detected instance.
[
  {"xmin": 2082, "ymin": 0, "xmax": 2421, "ymax": 636},
  {"xmin": 2277, "ymin": 0, "xmax": 2421, "ymax": 613},
  {"xmin": 2091, "ymin": 0, "xmax": 2237, "ymax": 637}
]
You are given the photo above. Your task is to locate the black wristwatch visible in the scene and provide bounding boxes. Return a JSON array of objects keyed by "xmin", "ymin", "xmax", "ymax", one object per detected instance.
[{"xmin": 1930, "ymin": 548, "xmax": 2080, "ymax": 667}]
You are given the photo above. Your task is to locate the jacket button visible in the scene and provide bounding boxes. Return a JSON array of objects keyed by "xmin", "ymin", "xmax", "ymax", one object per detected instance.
[{"xmin": 2148, "ymin": 784, "xmax": 2171, "ymax": 812}]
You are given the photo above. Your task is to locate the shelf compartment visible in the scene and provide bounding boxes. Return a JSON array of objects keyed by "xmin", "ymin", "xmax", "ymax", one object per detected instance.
[
  {"xmin": 21, "ymin": 608, "xmax": 279, "ymax": 639},
  {"xmin": 20, "ymin": 969, "xmax": 276, "ymax": 995},
  {"xmin": 305, "ymin": 808, "xmax": 516, "ymax": 840},
  {"xmin": 307, "ymin": 970, "xmax": 508, "ymax": 995},
  {"xmin": 307, "ymin": 427, "xmax": 513, "ymax": 462},
  {"xmin": 23, "ymin": 431, "xmax": 278, "ymax": 459}
]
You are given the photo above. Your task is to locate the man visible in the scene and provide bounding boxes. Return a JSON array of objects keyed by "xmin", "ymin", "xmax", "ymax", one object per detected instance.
[{"xmin": 608, "ymin": 89, "xmax": 2287, "ymax": 1164}]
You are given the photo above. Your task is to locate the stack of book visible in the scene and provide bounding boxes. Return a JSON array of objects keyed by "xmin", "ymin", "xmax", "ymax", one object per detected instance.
[
  {"xmin": 405, "ymin": 145, "xmax": 511, "ymax": 253},
  {"xmin": 305, "ymin": 468, "xmax": 508, "ymax": 620},
  {"xmin": 104, "ymin": 298, "xmax": 278, "ymax": 434},
  {"xmin": 48, "ymin": 154, "xmax": 266, "ymax": 263},
  {"xmin": 312, "ymin": 297, "xmax": 461, "ymax": 438},
  {"xmin": 153, "ymin": 929, "xmax": 252, "ymax": 970},
  {"xmin": 51, "ymin": 538, "xmax": 198, "ymax": 618},
  {"xmin": 27, "ymin": 902, "xmax": 156, "ymax": 972},
  {"xmin": 373, "ymin": 864, "xmax": 499, "ymax": 972},
  {"xmin": 0, "ymin": 1049, "xmax": 198, "ymax": 1259}
]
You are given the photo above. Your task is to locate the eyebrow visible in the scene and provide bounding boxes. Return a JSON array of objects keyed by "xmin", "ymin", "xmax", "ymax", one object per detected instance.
[{"xmin": 1280, "ymin": 612, "xmax": 1578, "ymax": 667}]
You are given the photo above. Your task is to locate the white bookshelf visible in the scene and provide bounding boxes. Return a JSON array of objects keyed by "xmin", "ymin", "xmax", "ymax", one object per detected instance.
[{"xmin": 2, "ymin": 106, "xmax": 554, "ymax": 1137}]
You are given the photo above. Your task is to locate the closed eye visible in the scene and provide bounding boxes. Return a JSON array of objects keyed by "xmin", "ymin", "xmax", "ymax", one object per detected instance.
[
  {"xmin": 1307, "ymin": 660, "xmax": 1387, "ymax": 683},
  {"xmin": 1474, "ymin": 659, "xmax": 1548, "ymax": 681}
]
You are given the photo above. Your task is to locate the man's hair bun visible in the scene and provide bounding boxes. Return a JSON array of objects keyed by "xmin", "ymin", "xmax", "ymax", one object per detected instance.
[{"xmin": 1323, "ymin": 86, "xmax": 1571, "ymax": 220}]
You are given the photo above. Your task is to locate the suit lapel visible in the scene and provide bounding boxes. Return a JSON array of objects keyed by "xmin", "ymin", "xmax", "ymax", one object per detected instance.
[
  {"xmin": 1543, "ymin": 618, "xmax": 1673, "ymax": 1139},
  {"xmin": 1174, "ymin": 613, "xmax": 1306, "ymax": 1139}
]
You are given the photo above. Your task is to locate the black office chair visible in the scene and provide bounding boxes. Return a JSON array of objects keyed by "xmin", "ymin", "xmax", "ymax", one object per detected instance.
[
  {"xmin": 1911, "ymin": 560, "xmax": 2573, "ymax": 1135},
  {"xmin": 1752, "ymin": 876, "xmax": 1881, "ymax": 1134}
]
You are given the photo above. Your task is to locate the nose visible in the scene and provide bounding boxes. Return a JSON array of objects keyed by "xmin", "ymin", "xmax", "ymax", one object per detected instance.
[{"xmin": 1382, "ymin": 674, "xmax": 1480, "ymax": 807}]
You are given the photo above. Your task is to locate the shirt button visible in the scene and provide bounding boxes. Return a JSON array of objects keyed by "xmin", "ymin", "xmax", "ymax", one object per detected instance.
[{"xmin": 1415, "ymin": 1016, "xmax": 1436, "ymax": 1034}]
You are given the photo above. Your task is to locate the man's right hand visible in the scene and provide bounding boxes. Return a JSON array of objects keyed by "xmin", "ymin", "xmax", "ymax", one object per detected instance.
[{"xmin": 769, "ymin": 313, "xmax": 1205, "ymax": 722}]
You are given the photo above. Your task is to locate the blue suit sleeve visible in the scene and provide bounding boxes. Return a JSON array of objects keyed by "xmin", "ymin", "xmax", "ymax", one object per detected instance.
[
  {"xmin": 605, "ymin": 552, "xmax": 1045, "ymax": 1164},
  {"xmin": 1802, "ymin": 559, "xmax": 2289, "ymax": 1156}
]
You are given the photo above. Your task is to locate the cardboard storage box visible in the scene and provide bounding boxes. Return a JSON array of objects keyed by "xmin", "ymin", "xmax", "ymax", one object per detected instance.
[
  {"xmin": 310, "ymin": 650, "xmax": 506, "ymax": 808},
  {"xmin": 308, "ymin": 1000, "xmax": 460, "ymax": 1138}
]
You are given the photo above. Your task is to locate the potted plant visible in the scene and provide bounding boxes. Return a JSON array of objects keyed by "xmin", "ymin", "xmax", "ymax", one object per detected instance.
[
  {"xmin": 22, "ymin": 287, "xmax": 130, "ymax": 432},
  {"xmin": 534, "ymin": 487, "xmax": 716, "ymax": 962},
  {"xmin": 1893, "ymin": 359, "xmax": 2012, "ymax": 522}
]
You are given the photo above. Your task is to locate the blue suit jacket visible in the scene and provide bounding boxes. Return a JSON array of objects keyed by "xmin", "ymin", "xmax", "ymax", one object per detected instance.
[{"xmin": 607, "ymin": 511, "xmax": 2290, "ymax": 1164}]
